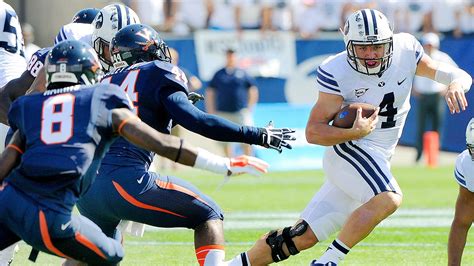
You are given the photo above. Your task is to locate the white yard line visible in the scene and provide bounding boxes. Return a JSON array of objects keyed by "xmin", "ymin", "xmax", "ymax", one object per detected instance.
[{"xmin": 144, "ymin": 208, "xmax": 455, "ymax": 231}]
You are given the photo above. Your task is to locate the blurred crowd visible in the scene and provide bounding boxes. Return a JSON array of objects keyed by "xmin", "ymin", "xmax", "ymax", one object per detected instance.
[{"xmin": 119, "ymin": 0, "xmax": 474, "ymax": 38}]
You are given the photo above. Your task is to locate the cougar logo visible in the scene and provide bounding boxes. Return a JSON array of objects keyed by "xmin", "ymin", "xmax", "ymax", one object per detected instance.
[{"xmin": 355, "ymin": 88, "xmax": 369, "ymax": 97}]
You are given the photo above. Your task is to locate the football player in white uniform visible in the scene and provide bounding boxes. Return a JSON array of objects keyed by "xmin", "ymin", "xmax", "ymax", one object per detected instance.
[
  {"xmin": 227, "ymin": 9, "xmax": 471, "ymax": 266},
  {"xmin": 448, "ymin": 118, "xmax": 474, "ymax": 266},
  {"xmin": 0, "ymin": 2, "xmax": 26, "ymax": 153},
  {"xmin": 0, "ymin": 2, "xmax": 25, "ymax": 265}
]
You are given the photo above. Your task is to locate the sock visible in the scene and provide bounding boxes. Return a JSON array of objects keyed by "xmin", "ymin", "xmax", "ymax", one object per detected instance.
[
  {"xmin": 317, "ymin": 239, "xmax": 350, "ymax": 264},
  {"xmin": 0, "ymin": 243, "xmax": 19, "ymax": 265},
  {"xmin": 195, "ymin": 245, "xmax": 225, "ymax": 266},
  {"xmin": 226, "ymin": 252, "xmax": 250, "ymax": 266}
]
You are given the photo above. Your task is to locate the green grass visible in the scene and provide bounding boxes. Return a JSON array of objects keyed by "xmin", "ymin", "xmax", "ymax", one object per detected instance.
[{"xmin": 11, "ymin": 166, "xmax": 474, "ymax": 265}]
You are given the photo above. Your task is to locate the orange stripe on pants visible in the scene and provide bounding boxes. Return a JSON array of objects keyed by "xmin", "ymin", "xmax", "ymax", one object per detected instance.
[
  {"xmin": 112, "ymin": 181, "xmax": 187, "ymax": 218},
  {"xmin": 39, "ymin": 210, "xmax": 71, "ymax": 259},
  {"xmin": 75, "ymin": 232, "xmax": 106, "ymax": 259}
]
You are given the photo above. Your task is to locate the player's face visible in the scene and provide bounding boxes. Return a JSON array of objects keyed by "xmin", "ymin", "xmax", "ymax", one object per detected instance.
[{"xmin": 354, "ymin": 44, "xmax": 385, "ymax": 68}]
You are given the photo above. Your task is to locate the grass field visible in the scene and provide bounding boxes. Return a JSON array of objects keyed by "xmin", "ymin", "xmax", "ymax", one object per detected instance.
[{"xmin": 11, "ymin": 165, "xmax": 474, "ymax": 265}]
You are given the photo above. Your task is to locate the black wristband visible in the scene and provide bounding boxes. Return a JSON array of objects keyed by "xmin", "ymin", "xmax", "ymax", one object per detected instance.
[{"xmin": 174, "ymin": 139, "xmax": 184, "ymax": 162}]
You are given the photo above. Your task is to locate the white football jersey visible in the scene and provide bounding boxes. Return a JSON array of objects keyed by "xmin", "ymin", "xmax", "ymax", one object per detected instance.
[
  {"xmin": 316, "ymin": 33, "xmax": 424, "ymax": 158},
  {"xmin": 54, "ymin": 23, "xmax": 94, "ymax": 46},
  {"xmin": 454, "ymin": 150, "xmax": 474, "ymax": 192},
  {"xmin": 0, "ymin": 2, "xmax": 26, "ymax": 88}
]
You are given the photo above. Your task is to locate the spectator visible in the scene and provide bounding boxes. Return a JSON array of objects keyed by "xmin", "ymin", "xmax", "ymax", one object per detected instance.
[
  {"xmin": 413, "ymin": 32, "xmax": 458, "ymax": 163},
  {"xmin": 261, "ymin": 0, "xmax": 294, "ymax": 31},
  {"xmin": 425, "ymin": 0, "xmax": 463, "ymax": 37},
  {"xmin": 207, "ymin": 0, "xmax": 239, "ymax": 30},
  {"xmin": 22, "ymin": 23, "xmax": 40, "ymax": 61},
  {"xmin": 459, "ymin": 0, "xmax": 474, "ymax": 36},
  {"xmin": 293, "ymin": 0, "xmax": 323, "ymax": 39},
  {"xmin": 173, "ymin": 0, "xmax": 208, "ymax": 35},
  {"xmin": 125, "ymin": 0, "xmax": 176, "ymax": 32},
  {"xmin": 205, "ymin": 49, "xmax": 259, "ymax": 157}
]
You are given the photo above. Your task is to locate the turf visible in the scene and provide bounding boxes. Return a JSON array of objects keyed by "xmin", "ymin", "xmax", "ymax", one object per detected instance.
[{"xmin": 11, "ymin": 166, "xmax": 474, "ymax": 265}]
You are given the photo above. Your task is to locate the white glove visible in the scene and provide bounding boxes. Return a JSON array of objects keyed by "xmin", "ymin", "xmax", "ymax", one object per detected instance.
[{"xmin": 226, "ymin": 155, "xmax": 269, "ymax": 176}]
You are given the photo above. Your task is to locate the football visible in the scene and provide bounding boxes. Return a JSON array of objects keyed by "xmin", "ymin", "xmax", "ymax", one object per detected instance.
[{"xmin": 332, "ymin": 103, "xmax": 377, "ymax": 128}]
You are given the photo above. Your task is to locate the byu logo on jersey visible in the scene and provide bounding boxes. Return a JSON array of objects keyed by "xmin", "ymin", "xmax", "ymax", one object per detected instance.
[{"xmin": 355, "ymin": 88, "xmax": 369, "ymax": 97}]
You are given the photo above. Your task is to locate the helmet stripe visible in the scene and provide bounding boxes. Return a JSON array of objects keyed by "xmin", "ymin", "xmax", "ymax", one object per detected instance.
[
  {"xmin": 125, "ymin": 5, "xmax": 130, "ymax": 26},
  {"xmin": 115, "ymin": 4, "xmax": 123, "ymax": 30},
  {"xmin": 370, "ymin": 9, "xmax": 378, "ymax": 35},
  {"xmin": 361, "ymin": 10, "xmax": 369, "ymax": 36}
]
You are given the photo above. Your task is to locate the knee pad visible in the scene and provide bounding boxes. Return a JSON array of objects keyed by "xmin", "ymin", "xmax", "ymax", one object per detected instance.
[{"xmin": 265, "ymin": 220, "xmax": 308, "ymax": 262}]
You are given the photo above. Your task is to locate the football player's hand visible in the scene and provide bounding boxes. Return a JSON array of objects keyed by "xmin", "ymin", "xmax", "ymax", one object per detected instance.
[
  {"xmin": 188, "ymin": 92, "xmax": 205, "ymax": 105},
  {"xmin": 352, "ymin": 107, "xmax": 379, "ymax": 138},
  {"xmin": 226, "ymin": 155, "xmax": 269, "ymax": 176},
  {"xmin": 445, "ymin": 82, "xmax": 468, "ymax": 114},
  {"xmin": 259, "ymin": 121, "xmax": 296, "ymax": 153}
]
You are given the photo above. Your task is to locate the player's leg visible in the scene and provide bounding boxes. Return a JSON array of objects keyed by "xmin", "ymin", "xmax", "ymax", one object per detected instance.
[
  {"xmin": 448, "ymin": 186, "xmax": 474, "ymax": 266},
  {"xmin": 42, "ymin": 211, "xmax": 124, "ymax": 265},
  {"xmin": 96, "ymin": 170, "xmax": 226, "ymax": 265},
  {"xmin": 227, "ymin": 180, "xmax": 359, "ymax": 266},
  {"xmin": 312, "ymin": 142, "xmax": 402, "ymax": 265}
]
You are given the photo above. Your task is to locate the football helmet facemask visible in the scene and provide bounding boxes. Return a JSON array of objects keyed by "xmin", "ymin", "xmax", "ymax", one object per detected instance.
[
  {"xmin": 110, "ymin": 24, "xmax": 171, "ymax": 69},
  {"xmin": 91, "ymin": 4, "xmax": 140, "ymax": 71},
  {"xmin": 45, "ymin": 40, "xmax": 103, "ymax": 89},
  {"xmin": 342, "ymin": 9, "xmax": 393, "ymax": 76}
]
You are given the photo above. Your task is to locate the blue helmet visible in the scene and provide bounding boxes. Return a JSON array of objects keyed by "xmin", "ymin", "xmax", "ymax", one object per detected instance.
[
  {"xmin": 45, "ymin": 40, "xmax": 102, "ymax": 89},
  {"xmin": 110, "ymin": 23, "xmax": 171, "ymax": 68},
  {"xmin": 71, "ymin": 8, "xmax": 100, "ymax": 24}
]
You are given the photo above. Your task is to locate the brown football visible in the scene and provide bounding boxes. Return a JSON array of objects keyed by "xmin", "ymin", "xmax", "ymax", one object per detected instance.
[{"xmin": 332, "ymin": 103, "xmax": 377, "ymax": 128}]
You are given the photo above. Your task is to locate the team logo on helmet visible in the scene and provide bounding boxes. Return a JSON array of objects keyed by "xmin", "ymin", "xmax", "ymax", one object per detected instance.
[{"xmin": 95, "ymin": 12, "xmax": 103, "ymax": 29}]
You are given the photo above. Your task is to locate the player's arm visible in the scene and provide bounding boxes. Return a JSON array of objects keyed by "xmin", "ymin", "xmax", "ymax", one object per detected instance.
[
  {"xmin": 111, "ymin": 108, "xmax": 268, "ymax": 176},
  {"xmin": 305, "ymin": 91, "xmax": 378, "ymax": 146},
  {"xmin": 0, "ymin": 131, "xmax": 24, "ymax": 181},
  {"xmin": 161, "ymin": 87, "xmax": 295, "ymax": 152},
  {"xmin": 0, "ymin": 71, "xmax": 36, "ymax": 125},
  {"xmin": 416, "ymin": 54, "xmax": 472, "ymax": 114},
  {"xmin": 25, "ymin": 67, "xmax": 47, "ymax": 95}
]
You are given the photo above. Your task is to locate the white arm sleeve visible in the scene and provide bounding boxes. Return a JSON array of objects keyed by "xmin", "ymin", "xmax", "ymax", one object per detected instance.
[
  {"xmin": 194, "ymin": 148, "xmax": 230, "ymax": 175},
  {"xmin": 434, "ymin": 62, "xmax": 472, "ymax": 93}
]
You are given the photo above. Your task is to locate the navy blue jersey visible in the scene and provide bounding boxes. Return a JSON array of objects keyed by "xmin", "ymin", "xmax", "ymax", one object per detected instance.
[
  {"xmin": 26, "ymin": 47, "xmax": 50, "ymax": 78},
  {"xmin": 6, "ymin": 84, "xmax": 132, "ymax": 213},
  {"xmin": 100, "ymin": 61, "xmax": 188, "ymax": 167}
]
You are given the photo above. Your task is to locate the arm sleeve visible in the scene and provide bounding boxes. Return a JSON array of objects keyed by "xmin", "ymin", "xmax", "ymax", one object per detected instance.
[
  {"xmin": 316, "ymin": 65, "xmax": 342, "ymax": 96},
  {"xmin": 160, "ymin": 86, "xmax": 262, "ymax": 144}
]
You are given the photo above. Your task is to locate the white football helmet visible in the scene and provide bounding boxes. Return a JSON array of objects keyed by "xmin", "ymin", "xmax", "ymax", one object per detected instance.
[
  {"xmin": 342, "ymin": 9, "xmax": 393, "ymax": 75},
  {"xmin": 91, "ymin": 4, "xmax": 140, "ymax": 71},
  {"xmin": 466, "ymin": 118, "xmax": 474, "ymax": 160}
]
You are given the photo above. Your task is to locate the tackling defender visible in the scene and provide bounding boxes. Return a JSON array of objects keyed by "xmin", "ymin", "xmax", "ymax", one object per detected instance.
[
  {"xmin": 76, "ymin": 23, "xmax": 294, "ymax": 266},
  {"xmin": 448, "ymin": 118, "xmax": 474, "ymax": 266},
  {"xmin": 227, "ymin": 8, "xmax": 471, "ymax": 266},
  {"xmin": 0, "ymin": 40, "xmax": 267, "ymax": 265}
]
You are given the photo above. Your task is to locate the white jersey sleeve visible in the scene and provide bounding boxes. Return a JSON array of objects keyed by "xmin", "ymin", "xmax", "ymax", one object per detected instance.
[
  {"xmin": 454, "ymin": 150, "xmax": 474, "ymax": 192},
  {"xmin": 315, "ymin": 53, "xmax": 343, "ymax": 96},
  {"xmin": 54, "ymin": 23, "xmax": 94, "ymax": 46}
]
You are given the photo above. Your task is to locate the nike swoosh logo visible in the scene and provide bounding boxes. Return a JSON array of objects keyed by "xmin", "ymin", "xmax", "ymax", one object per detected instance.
[
  {"xmin": 397, "ymin": 77, "xmax": 407, "ymax": 85},
  {"xmin": 61, "ymin": 221, "xmax": 71, "ymax": 231},
  {"xmin": 137, "ymin": 175, "xmax": 145, "ymax": 184}
]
